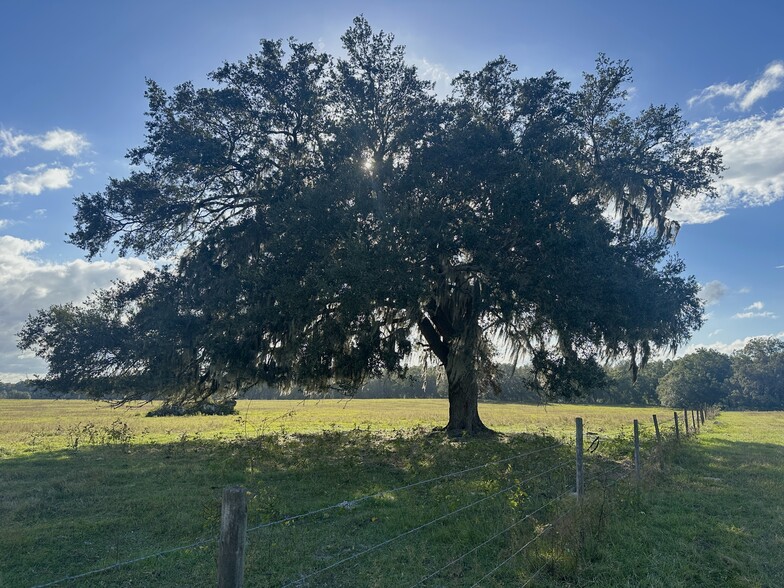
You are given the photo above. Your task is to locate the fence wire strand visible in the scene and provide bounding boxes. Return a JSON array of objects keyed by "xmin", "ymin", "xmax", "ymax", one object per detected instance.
[
  {"xmin": 408, "ymin": 485, "xmax": 574, "ymax": 587},
  {"xmin": 30, "ymin": 534, "xmax": 217, "ymax": 588},
  {"xmin": 280, "ymin": 460, "xmax": 571, "ymax": 587},
  {"xmin": 247, "ymin": 441, "xmax": 564, "ymax": 534},
  {"xmin": 469, "ymin": 502, "xmax": 578, "ymax": 587},
  {"xmin": 30, "ymin": 409, "xmax": 709, "ymax": 588}
]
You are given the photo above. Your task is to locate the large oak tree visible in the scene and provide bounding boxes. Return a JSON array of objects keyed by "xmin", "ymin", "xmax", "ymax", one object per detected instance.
[{"xmin": 20, "ymin": 18, "xmax": 722, "ymax": 434}]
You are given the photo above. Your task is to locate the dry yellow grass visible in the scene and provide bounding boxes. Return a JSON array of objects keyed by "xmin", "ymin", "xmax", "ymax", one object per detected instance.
[{"xmin": 0, "ymin": 398, "xmax": 677, "ymax": 457}]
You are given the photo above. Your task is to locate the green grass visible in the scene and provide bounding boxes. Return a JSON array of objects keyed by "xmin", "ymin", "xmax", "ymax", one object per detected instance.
[
  {"xmin": 558, "ymin": 411, "xmax": 784, "ymax": 588},
  {"xmin": 1, "ymin": 400, "xmax": 781, "ymax": 587}
]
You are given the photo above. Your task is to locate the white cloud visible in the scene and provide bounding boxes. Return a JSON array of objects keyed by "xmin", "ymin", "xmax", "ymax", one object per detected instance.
[
  {"xmin": 0, "ymin": 164, "xmax": 75, "ymax": 196},
  {"xmin": 777, "ymin": 265, "xmax": 784, "ymax": 269},
  {"xmin": 671, "ymin": 108, "xmax": 784, "ymax": 223},
  {"xmin": 733, "ymin": 311, "xmax": 777, "ymax": 320},
  {"xmin": 745, "ymin": 301, "xmax": 765, "ymax": 311},
  {"xmin": 415, "ymin": 58, "xmax": 453, "ymax": 94},
  {"xmin": 0, "ymin": 127, "xmax": 89, "ymax": 157},
  {"xmin": 688, "ymin": 81, "xmax": 747, "ymax": 109},
  {"xmin": 739, "ymin": 287, "xmax": 751, "ymax": 293},
  {"xmin": 669, "ymin": 195, "xmax": 727, "ymax": 224},
  {"xmin": 34, "ymin": 129, "xmax": 90, "ymax": 156},
  {"xmin": 688, "ymin": 61, "xmax": 784, "ymax": 111},
  {"xmin": 0, "ymin": 236, "xmax": 151, "ymax": 381},
  {"xmin": 739, "ymin": 62, "xmax": 784, "ymax": 110},
  {"xmin": 0, "ymin": 129, "xmax": 32, "ymax": 157},
  {"xmin": 684, "ymin": 333, "xmax": 784, "ymax": 356},
  {"xmin": 699, "ymin": 280, "xmax": 727, "ymax": 306}
]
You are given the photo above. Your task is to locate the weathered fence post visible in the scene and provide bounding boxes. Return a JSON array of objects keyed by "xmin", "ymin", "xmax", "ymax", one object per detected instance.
[
  {"xmin": 218, "ymin": 486, "xmax": 247, "ymax": 588},
  {"xmin": 674, "ymin": 412, "xmax": 680, "ymax": 442},
  {"xmin": 683, "ymin": 409, "xmax": 689, "ymax": 437},
  {"xmin": 652, "ymin": 414, "xmax": 661, "ymax": 444},
  {"xmin": 575, "ymin": 417, "xmax": 584, "ymax": 499},
  {"xmin": 633, "ymin": 419, "xmax": 641, "ymax": 482}
]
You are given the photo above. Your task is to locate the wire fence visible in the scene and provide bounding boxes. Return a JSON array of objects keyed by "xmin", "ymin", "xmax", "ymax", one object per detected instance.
[{"xmin": 29, "ymin": 405, "xmax": 718, "ymax": 588}]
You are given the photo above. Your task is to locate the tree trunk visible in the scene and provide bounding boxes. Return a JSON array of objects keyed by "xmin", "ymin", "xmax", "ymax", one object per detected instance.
[
  {"xmin": 444, "ymin": 352, "xmax": 491, "ymax": 436},
  {"xmin": 418, "ymin": 286, "xmax": 493, "ymax": 437}
]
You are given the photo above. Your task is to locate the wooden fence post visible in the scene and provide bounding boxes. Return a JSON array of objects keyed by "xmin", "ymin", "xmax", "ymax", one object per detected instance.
[
  {"xmin": 575, "ymin": 417, "xmax": 584, "ymax": 499},
  {"xmin": 218, "ymin": 486, "xmax": 247, "ymax": 588},
  {"xmin": 683, "ymin": 409, "xmax": 689, "ymax": 437},
  {"xmin": 674, "ymin": 412, "xmax": 680, "ymax": 442},
  {"xmin": 633, "ymin": 419, "xmax": 641, "ymax": 482},
  {"xmin": 652, "ymin": 414, "xmax": 661, "ymax": 443}
]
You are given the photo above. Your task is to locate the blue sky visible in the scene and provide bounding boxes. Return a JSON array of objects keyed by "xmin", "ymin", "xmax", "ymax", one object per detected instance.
[{"xmin": 1, "ymin": 0, "xmax": 782, "ymax": 380}]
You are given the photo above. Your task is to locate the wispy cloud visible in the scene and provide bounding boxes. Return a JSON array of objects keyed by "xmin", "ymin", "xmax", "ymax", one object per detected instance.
[
  {"xmin": 699, "ymin": 280, "xmax": 728, "ymax": 306},
  {"xmin": 688, "ymin": 61, "xmax": 784, "ymax": 111},
  {"xmin": 733, "ymin": 311, "xmax": 777, "ymax": 319},
  {"xmin": 0, "ymin": 164, "xmax": 75, "ymax": 196},
  {"xmin": 0, "ymin": 128, "xmax": 89, "ymax": 157},
  {"xmin": 671, "ymin": 108, "xmax": 784, "ymax": 224},
  {"xmin": 733, "ymin": 301, "xmax": 778, "ymax": 319},
  {"xmin": 0, "ymin": 129, "xmax": 30, "ymax": 157},
  {"xmin": 415, "ymin": 58, "xmax": 453, "ymax": 94}
]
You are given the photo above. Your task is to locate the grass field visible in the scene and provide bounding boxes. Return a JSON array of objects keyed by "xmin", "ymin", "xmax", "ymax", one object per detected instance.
[{"xmin": 1, "ymin": 400, "xmax": 781, "ymax": 586}]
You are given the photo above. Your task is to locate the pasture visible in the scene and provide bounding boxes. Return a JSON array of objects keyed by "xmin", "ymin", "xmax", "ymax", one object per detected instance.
[{"xmin": 1, "ymin": 400, "xmax": 782, "ymax": 586}]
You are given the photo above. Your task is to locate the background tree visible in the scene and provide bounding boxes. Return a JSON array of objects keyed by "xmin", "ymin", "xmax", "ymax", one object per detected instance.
[
  {"xmin": 19, "ymin": 17, "xmax": 721, "ymax": 434},
  {"xmin": 592, "ymin": 360, "xmax": 672, "ymax": 405},
  {"xmin": 729, "ymin": 337, "xmax": 784, "ymax": 409},
  {"xmin": 656, "ymin": 348, "xmax": 733, "ymax": 407}
]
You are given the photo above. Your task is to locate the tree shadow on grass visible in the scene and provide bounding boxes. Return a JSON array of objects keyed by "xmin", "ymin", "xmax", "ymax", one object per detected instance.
[{"xmin": 1, "ymin": 429, "xmax": 574, "ymax": 587}]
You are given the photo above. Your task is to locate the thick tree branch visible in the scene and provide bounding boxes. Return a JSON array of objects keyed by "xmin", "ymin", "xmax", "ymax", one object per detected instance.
[{"xmin": 418, "ymin": 316, "xmax": 449, "ymax": 365}]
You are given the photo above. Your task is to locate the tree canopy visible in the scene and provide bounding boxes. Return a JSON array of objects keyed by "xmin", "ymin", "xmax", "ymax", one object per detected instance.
[
  {"xmin": 656, "ymin": 348, "xmax": 733, "ymax": 407},
  {"xmin": 19, "ymin": 17, "xmax": 722, "ymax": 434},
  {"xmin": 729, "ymin": 337, "xmax": 784, "ymax": 409}
]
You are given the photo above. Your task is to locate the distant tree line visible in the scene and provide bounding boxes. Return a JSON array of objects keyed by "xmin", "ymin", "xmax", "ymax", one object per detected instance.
[
  {"xmin": 0, "ymin": 380, "xmax": 83, "ymax": 399},
  {"xmin": 241, "ymin": 336, "xmax": 784, "ymax": 410},
  {"xmin": 5, "ymin": 336, "xmax": 781, "ymax": 409}
]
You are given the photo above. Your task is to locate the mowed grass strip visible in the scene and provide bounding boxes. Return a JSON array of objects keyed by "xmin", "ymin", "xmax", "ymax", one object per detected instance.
[{"xmin": 556, "ymin": 411, "xmax": 784, "ymax": 588}]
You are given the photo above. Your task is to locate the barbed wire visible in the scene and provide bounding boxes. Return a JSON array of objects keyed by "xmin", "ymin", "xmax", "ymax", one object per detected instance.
[
  {"xmin": 520, "ymin": 560, "xmax": 549, "ymax": 588},
  {"xmin": 247, "ymin": 441, "xmax": 565, "ymax": 534},
  {"xmin": 408, "ymin": 485, "xmax": 574, "ymax": 587},
  {"xmin": 280, "ymin": 460, "xmax": 571, "ymax": 587},
  {"xmin": 468, "ymin": 501, "xmax": 578, "ymax": 587},
  {"xmin": 29, "ymin": 411, "xmax": 707, "ymax": 588},
  {"xmin": 586, "ymin": 461, "xmax": 631, "ymax": 485},
  {"xmin": 30, "ymin": 534, "xmax": 217, "ymax": 588},
  {"xmin": 29, "ymin": 442, "xmax": 565, "ymax": 588}
]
